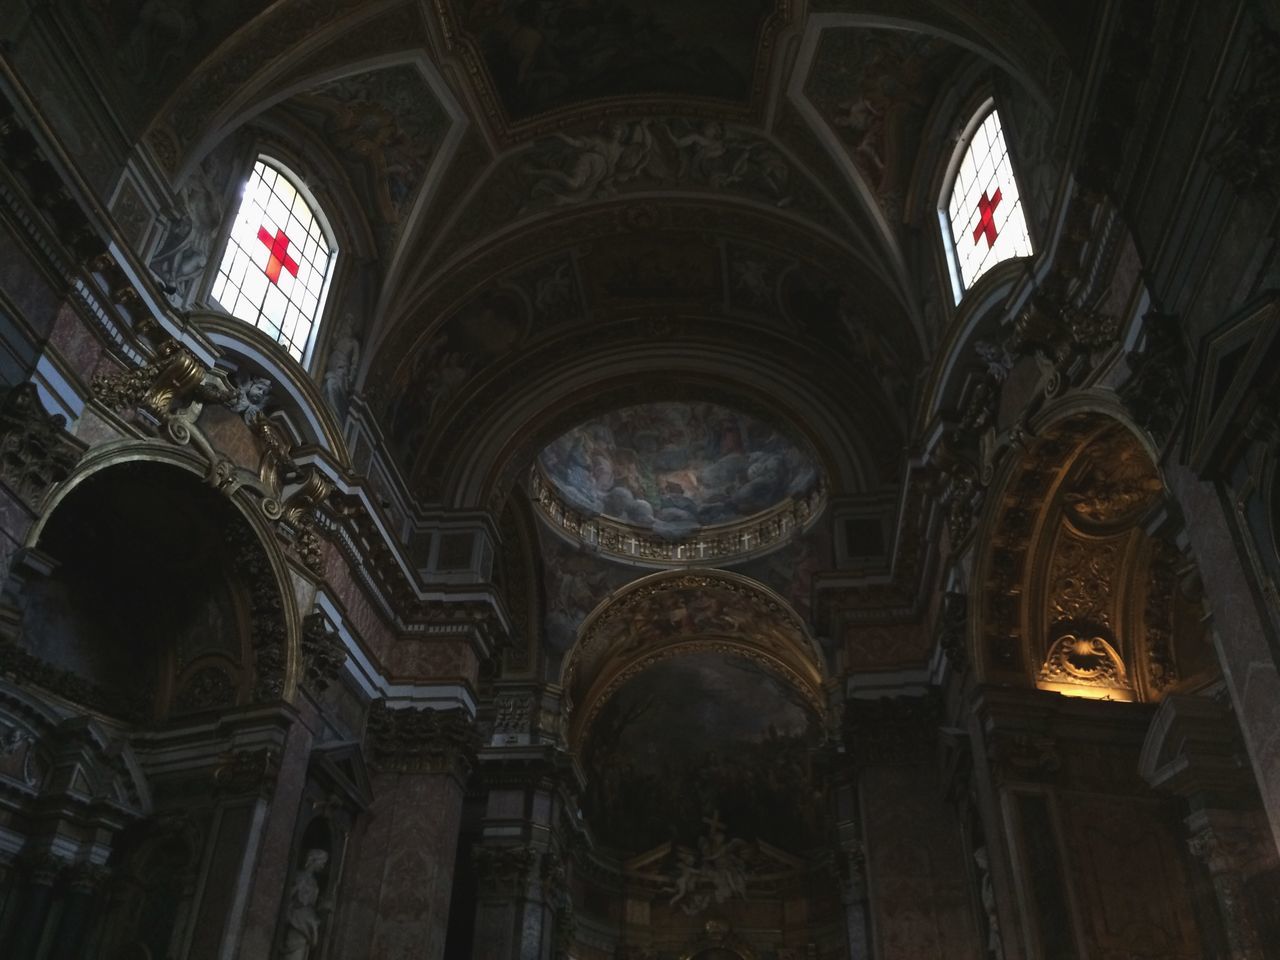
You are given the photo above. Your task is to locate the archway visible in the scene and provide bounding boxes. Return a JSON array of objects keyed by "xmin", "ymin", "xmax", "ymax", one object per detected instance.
[{"xmin": 972, "ymin": 409, "xmax": 1217, "ymax": 699}]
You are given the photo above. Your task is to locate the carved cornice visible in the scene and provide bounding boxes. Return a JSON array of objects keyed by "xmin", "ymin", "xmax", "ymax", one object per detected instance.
[
  {"xmin": 91, "ymin": 339, "xmax": 335, "ymax": 576},
  {"xmin": 212, "ymin": 746, "xmax": 281, "ymax": 799},
  {"xmin": 0, "ymin": 635, "xmax": 147, "ymax": 722},
  {"xmin": 987, "ymin": 731, "xmax": 1061, "ymax": 785},
  {"xmin": 365, "ymin": 701, "xmax": 479, "ymax": 778},
  {"xmin": 473, "ymin": 843, "xmax": 536, "ymax": 893},
  {"xmin": 0, "ymin": 383, "xmax": 85, "ymax": 513}
]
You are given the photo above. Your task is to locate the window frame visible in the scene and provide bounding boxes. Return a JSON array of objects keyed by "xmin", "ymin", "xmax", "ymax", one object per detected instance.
[
  {"xmin": 938, "ymin": 99, "xmax": 1034, "ymax": 304},
  {"xmin": 208, "ymin": 155, "xmax": 340, "ymax": 366}
]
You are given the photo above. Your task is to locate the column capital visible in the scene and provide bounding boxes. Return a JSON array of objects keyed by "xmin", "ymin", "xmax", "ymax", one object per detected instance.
[{"xmin": 366, "ymin": 701, "xmax": 478, "ymax": 778}]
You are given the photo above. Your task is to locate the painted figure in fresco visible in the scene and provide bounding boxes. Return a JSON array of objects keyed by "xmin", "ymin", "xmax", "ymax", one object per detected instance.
[
  {"xmin": 116, "ymin": 0, "xmax": 197, "ymax": 85},
  {"xmin": 539, "ymin": 403, "xmax": 819, "ymax": 537},
  {"xmin": 528, "ymin": 121, "xmax": 653, "ymax": 205},
  {"xmin": 279, "ymin": 849, "xmax": 329, "ymax": 960}
]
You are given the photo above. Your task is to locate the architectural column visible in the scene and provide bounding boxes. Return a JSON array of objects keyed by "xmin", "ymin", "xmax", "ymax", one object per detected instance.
[
  {"xmin": 1, "ymin": 852, "xmax": 62, "ymax": 958},
  {"xmin": 470, "ymin": 744, "xmax": 580, "ymax": 960},
  {"xmin": 1186, "ymin": 811, "xmax": 1273, "ymax": 960},
  {"xmin": 232, "ymin": 708, "xmax": 317, "ymax": 958},
  {"xmin": 1140, "ymin": 693, "xmax": 1280, "ymax": 958},
  {"xmin": 1164, "ymin": 466, "xmax": 1280, "ymax": 851},
  {"xmin": 844, "ymin": 695, "xmax": 982, "ymax": 960},
  {"xmin": 339, "ymin": 702, "xmax": 477, "ymax": 960}
]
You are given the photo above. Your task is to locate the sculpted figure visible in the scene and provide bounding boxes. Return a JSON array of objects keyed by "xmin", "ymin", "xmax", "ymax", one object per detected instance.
[
  {"xmin": 229, "ymin": 376, "xmax": 273, "ymax": 424},
  {"xmin": 150, "ymin": 171, "xmax": 221, "ymax": 307},
  {"xmin": 322, "ymin": 314, "xmax": 362, "ymax": 414},
  {"xmin": 974, "ymin": 846, "xmax": 1003, "ymax": 957},
  {"xmin": 279, "ymin": 849, "xmax": 329, "ymax": 960}
]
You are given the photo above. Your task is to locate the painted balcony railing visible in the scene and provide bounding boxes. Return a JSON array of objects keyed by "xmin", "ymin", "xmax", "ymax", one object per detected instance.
[{"xmin": 530, "ymin": 467, "xmax": 824, "ymax": 565}]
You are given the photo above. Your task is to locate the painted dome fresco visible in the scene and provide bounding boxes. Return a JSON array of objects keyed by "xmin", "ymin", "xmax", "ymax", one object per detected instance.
[{"xmin": 534, "ymin": 402, "xmax": 822, "ymax": 555}]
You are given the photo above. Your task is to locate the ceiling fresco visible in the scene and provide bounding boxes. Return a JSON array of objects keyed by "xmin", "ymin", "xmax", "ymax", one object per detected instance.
[
  {"xmin": 283, "ymin": 64, "xmax": 450, "ymax": 260},
  {"xmin": 444, "ymin": 0, "xmax": 784, "ymax": 122},
  {"xmin": 581, "ymin": 651, "xmax": 825, "ymax": 855},
  {"xmin": 804, "ymin": 28, "xmax": 963, "ymax": 219},
  {"xmin": 538, "ymin": 402, "xmax": 821, "ymax": 538}
]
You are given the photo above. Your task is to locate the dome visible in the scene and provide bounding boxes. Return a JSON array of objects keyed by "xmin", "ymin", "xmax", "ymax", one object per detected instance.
[{"xmin": 533, "ymin": 402, "xmax": 823, "ymax": 564}]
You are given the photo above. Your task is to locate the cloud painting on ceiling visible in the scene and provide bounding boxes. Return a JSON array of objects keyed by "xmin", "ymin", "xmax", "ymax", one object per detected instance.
[
  {"xmin": 454, "ymin": 0, "xmax": 776, "ymax": 119},
  {"xmin": 538, "ymin": 402, "xmax": 819, "ymax": 538},
  {"xmin": 581, "ymin": 651, "xmax": 824, "ymax": 855}
]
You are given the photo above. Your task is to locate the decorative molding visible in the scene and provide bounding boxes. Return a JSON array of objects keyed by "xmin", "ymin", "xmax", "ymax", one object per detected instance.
[
  {"xmin": 1206, "ymin": 27, "xmax": 1280, "ymax": 195},
  {"xmin": 938, "ymin": 591, "xmax": 968, "ymax": 670},
  {"xmin": 531, "ymin": 465, "xmax": 825, "ymax": 567},
  {"xmin": 1120, "ymin": 311, "xmax": 1187, "ymax": 448},
  {"xmin": 212, "ymin": 746, "xmax": 281, "ymax": 798},
  {"xmin": 300, "ymin": 613, "xmax": 347, "ymax": 695},
  {"xmin": 91, "ymin": 339, "xmax": 336, "ymax": 575},
  {"xmin": 365, "ymin": 700, "xmax": 479, "ymax": 778},
  {"xmin": 0, "ymin": 383, "xmax": 85, "ymax": 513}
]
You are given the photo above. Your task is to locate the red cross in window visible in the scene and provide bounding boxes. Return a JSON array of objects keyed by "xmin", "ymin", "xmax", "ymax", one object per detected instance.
[
  {"xmin": 973, "ymin": 188, "xmax": 1002, "ymax": 248},
  {"xmin": 257, "ymin": 226, "xmax": 300, "ymax": 284}
]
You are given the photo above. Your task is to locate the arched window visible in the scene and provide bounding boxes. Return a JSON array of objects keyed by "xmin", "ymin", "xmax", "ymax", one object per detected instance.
[
  {"xmin": 941, "ymin": 105, "xmax": 1033, "ymax": 302},
  {"xmin": 210, "ymin": 157, "xmax": 337, "ymax": 361}
]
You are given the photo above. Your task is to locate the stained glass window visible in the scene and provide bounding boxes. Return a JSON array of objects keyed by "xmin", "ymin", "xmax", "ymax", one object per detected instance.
[
  {"xmin": 943, "ymin": 108, "xmax": 1033, "ymax": 301},
  {"xmin": 210, "ymin": 158, "xmax": 336, "ymax": 361}
]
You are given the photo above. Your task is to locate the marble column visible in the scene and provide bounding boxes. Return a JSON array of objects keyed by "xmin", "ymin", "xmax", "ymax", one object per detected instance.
[
  {"xmin": 1166, "ymin": 465, "xmax": 1280, "ymax": 853},
  {"xmin": 1186, "ymin": 810, "xmax": 1272, "ymax": 960},
  {"xmin": 233, "ymin": 708, "xmax": 317, "ymax": 958},
  {"xmin": 469, "ymin": 745, "xmax": 579, "ymax": 960},
  {"xmin": 2, "ymin": 853, "xmax": 62, "ymax": 958},
  {"xmin": 338, "ymin": 702, "xmax": 477, "ymax": 960}
]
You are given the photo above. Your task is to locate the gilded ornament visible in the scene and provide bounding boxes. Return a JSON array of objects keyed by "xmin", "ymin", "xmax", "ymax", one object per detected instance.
[{"xmin": 1038, "ymin": 633, "xmax": 1128, "ymax": 688}]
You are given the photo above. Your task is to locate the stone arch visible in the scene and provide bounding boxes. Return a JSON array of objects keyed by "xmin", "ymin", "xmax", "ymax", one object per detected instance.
[
  {"xmin": 21, "ymin": 443, "xmax": 302, "ymax": 711},
  {"xmin": 970, "ymin": 400, "xmax": 1217, "ymax": 699},
  {"xmin": 561, "ymin": 568, "xmax": 826, "ymax": 749},
  {"xmin": 428, "ymin": 344, "xmax": 887, "ymax": 513}
]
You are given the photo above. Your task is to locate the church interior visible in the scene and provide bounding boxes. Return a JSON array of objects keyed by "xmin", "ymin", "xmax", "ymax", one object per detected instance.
[{"xmin": 0, "ymin": 1, "xmax": 1279, "ymax": 958}]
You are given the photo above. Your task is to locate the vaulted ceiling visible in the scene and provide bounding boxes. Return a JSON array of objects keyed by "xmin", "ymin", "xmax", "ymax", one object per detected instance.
[{"xmin": 69, "ymin": 0, "xmax": 1093, "ymax": 510}]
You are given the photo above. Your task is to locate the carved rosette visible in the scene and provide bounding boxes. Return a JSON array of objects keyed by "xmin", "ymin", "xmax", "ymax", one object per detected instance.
[
  {"xmin": 0, "ymin": 383, "xmax": 84, "ymax": 513},
  {"xmin": 300, "ymin": 613, "xmax": 347, "ymax": 694},
  {"xmin": 365, "ymin": 701, "xmax": 479, "ymax": 779}
]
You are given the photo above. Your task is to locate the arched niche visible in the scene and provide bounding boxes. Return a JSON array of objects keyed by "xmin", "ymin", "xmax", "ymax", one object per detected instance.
[
  {"xmin": 562, "ymin": 569, "xmax": 826, "ymax": 747},
  {"xmin": 563, "ymin": 570, "xmax": 831, "ymax": 864},
  {"xmin": 11, "ymin": 449, "xmax": 299, "ymax": 719},
  {"xmin": 972, "ymin": 410, "xmax": 1217, "ymax": 700}
]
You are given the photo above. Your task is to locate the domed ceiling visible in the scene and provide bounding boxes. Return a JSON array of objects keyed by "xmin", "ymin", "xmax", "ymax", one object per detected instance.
[{"xmin": 534, "ymin": 402, "xmax": 823, "ymax": 557}]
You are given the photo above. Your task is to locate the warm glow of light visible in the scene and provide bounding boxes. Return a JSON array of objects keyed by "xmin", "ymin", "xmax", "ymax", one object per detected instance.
[{"xmin": 1036, "ymin": 680, "xmax": 1135, "ymax": 702}]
